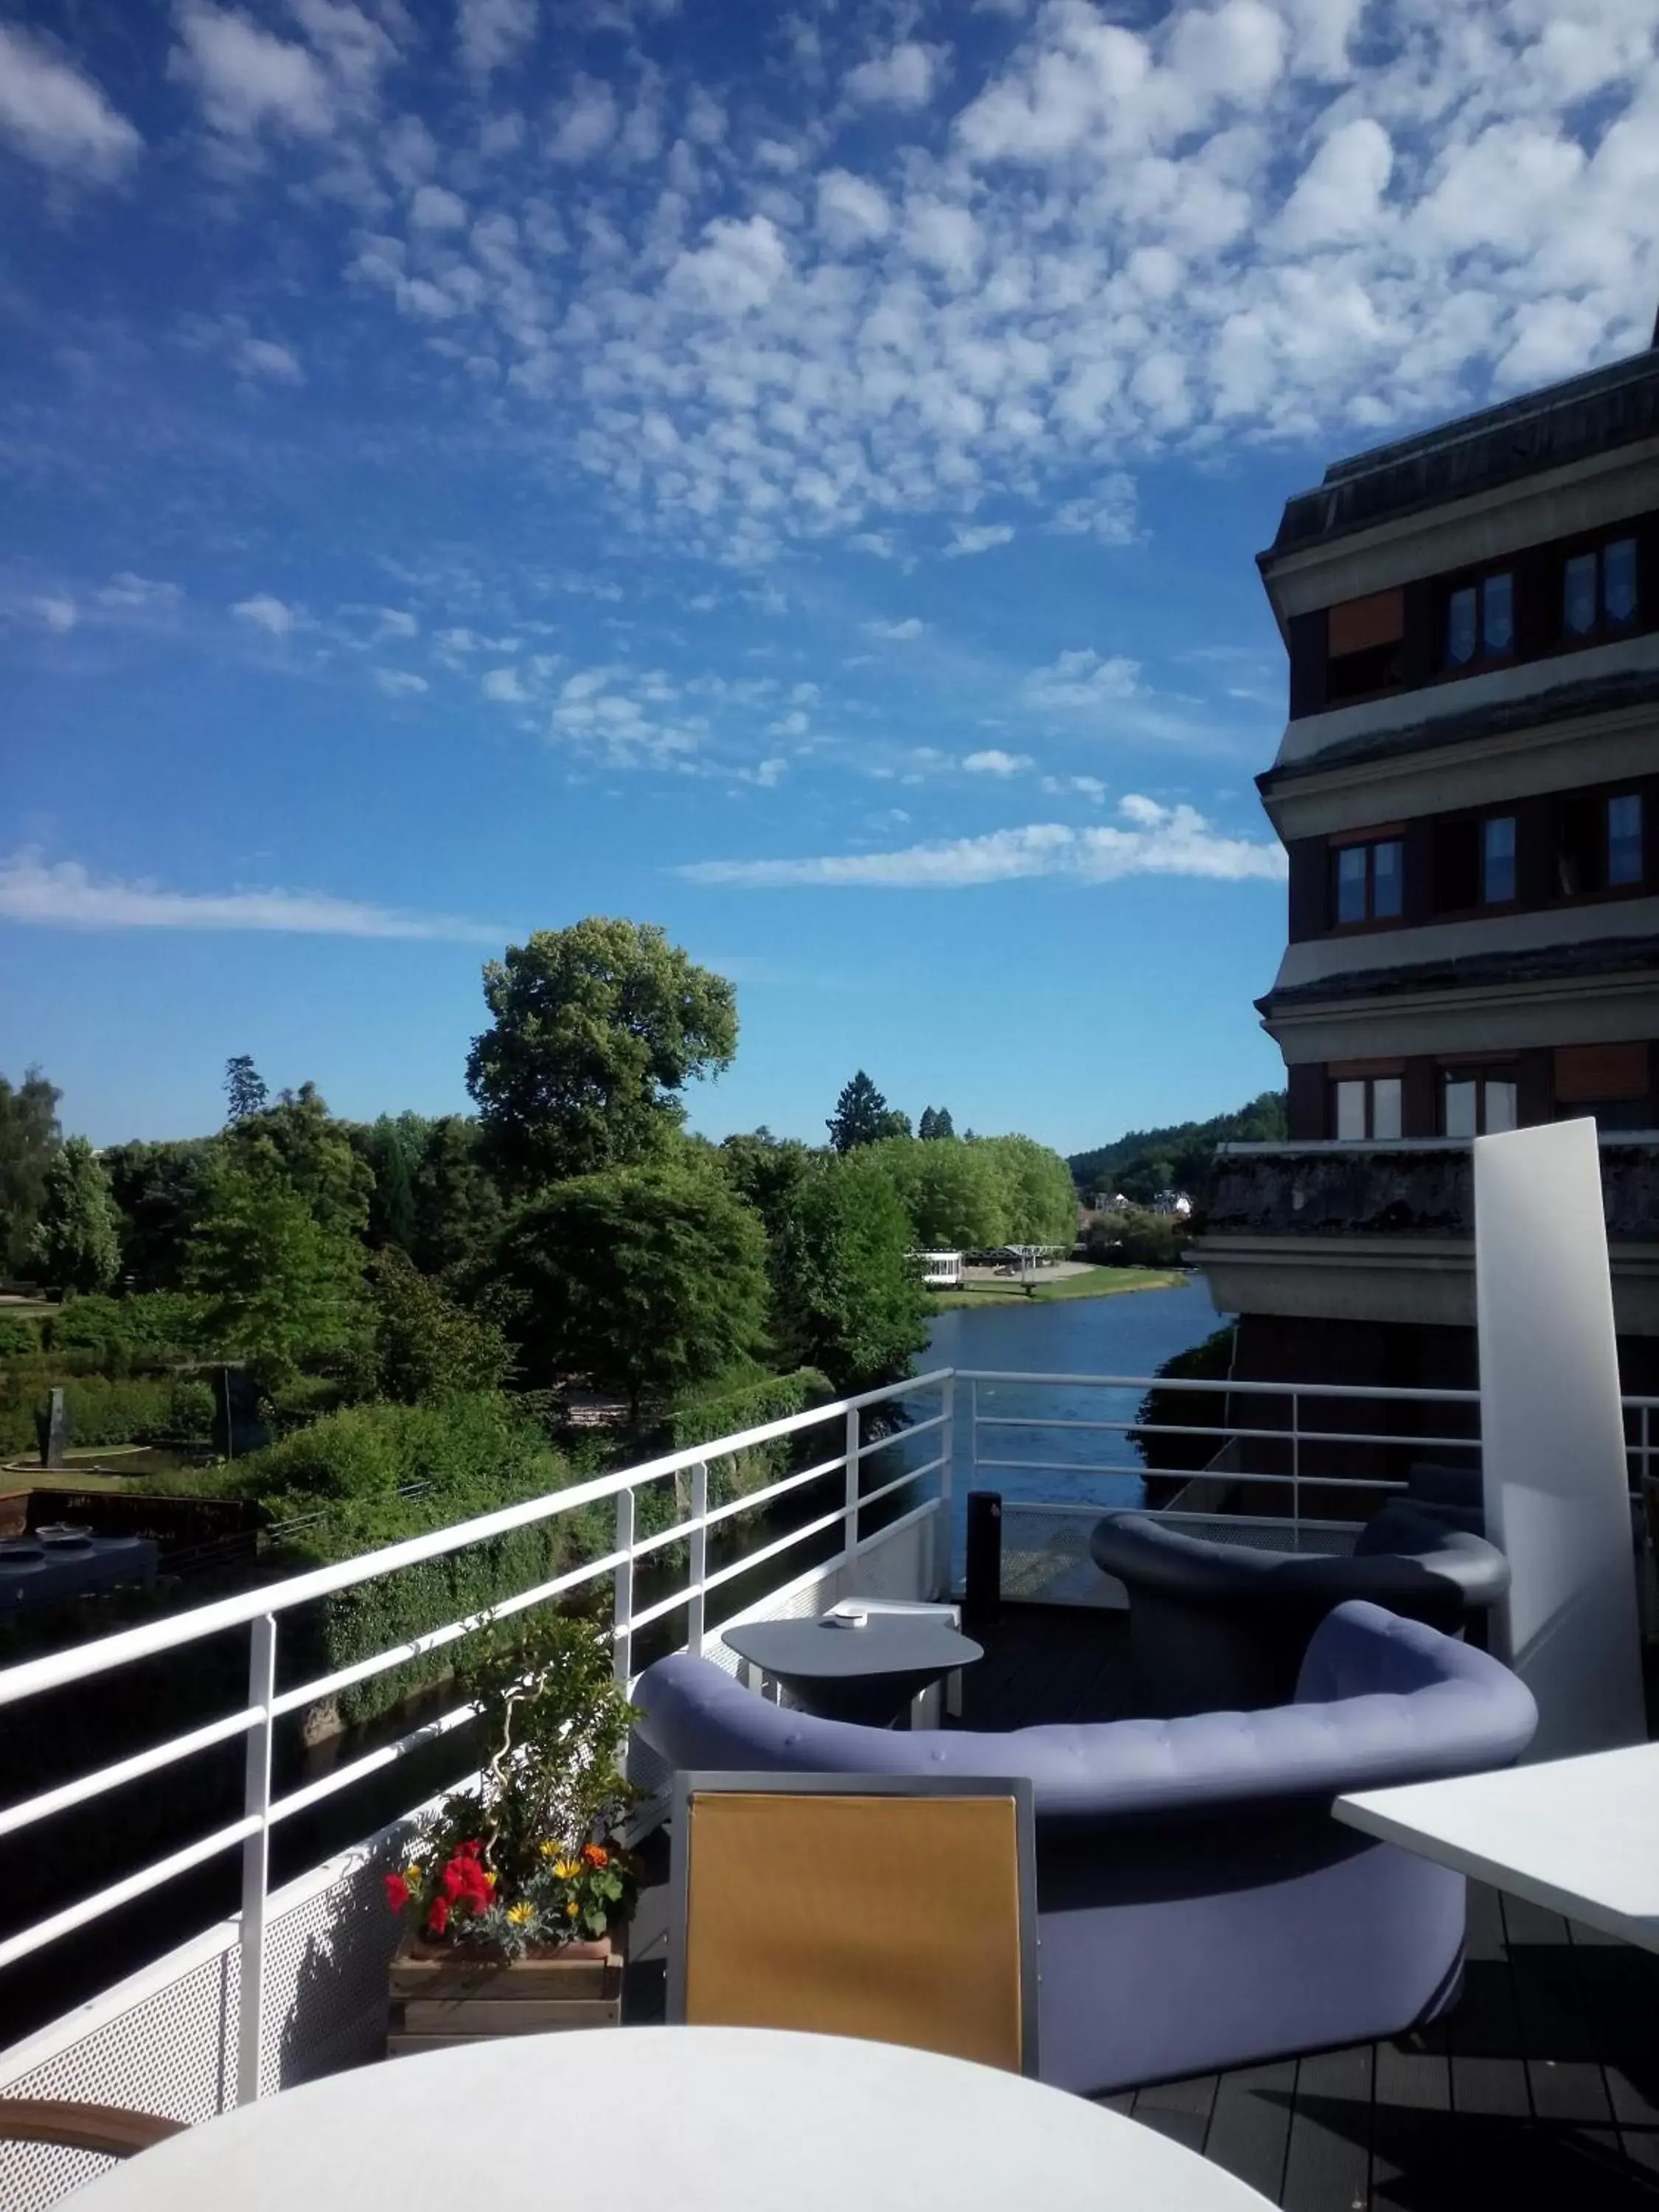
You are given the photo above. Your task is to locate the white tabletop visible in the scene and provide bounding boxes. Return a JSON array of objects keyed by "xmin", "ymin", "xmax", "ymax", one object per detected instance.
[
  {"xmin": 68, "ymin": 2027, "xmax": 1271, "ymax": 2211},
  {"xmin": 1335, "ymin": 1741, "xmax": 1659, "ymax": 1952}
]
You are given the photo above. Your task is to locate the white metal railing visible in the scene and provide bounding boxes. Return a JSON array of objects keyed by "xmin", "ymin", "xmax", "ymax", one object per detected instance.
[{"xmin": 0, "ymin": 1368, "xmax": 953, "ymax": 2109}]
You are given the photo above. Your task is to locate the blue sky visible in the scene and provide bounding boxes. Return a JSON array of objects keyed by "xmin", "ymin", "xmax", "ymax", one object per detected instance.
[{"xmin": 2, "ymin": 0, "xmax": 1655, "ymax": 1155}]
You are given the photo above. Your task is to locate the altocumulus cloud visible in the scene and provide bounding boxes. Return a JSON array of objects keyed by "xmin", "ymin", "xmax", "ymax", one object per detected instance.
[
  {"xmin": 680, "ymin": 797, "xmax": 1287, "ymax": 889},
  {"xmin": 0, "ymin": 852, "xmax": 501, "ymax": 943}
]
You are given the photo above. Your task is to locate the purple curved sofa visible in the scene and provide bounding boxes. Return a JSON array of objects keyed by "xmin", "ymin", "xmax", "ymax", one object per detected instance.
[{"xmin": 633, "ymin": 1601, "xmax": 1537, "ymax": 2094}]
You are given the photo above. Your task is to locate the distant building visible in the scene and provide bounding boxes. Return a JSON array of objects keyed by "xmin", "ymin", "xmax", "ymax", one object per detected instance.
[
  {"xmin": 1152, "ymin": 1192, "xmax": 1194, "ymax": 1217},
  {"xmin": 1196, "ymin": 335, "xmax": 1659, "ymax": 1397},
  {"xmin": 911, "ymin": 1251, "xmax": 964, "ymax": 1288}
]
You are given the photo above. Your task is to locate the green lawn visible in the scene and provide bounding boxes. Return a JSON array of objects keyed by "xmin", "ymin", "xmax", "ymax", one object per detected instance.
[{"xmin": 928, "ymin": 1265, "xmax": 1188, "ymax": 1310}]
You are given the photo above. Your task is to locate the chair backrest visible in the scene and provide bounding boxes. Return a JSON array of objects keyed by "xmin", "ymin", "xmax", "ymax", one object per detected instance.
[
  {"xmin": 668, "ymin": 1771, "xmax": 1039, "ymax": 2076},
  {"xmin": 0, "ymin": 2098, "xmax": 184, "ymax": 2159}
]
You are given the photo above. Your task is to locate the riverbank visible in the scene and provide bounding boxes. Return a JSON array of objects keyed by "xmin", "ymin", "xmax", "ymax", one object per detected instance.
[{"xmin": 927, "ymin": 1264, "xmax": 1189, "ymax": 1310}]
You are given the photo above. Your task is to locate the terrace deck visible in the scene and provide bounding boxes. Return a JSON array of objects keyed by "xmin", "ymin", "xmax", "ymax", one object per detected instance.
[{"xmin": 625, "ymin": 1604, "xmax": 1659, "ymax": 2210}]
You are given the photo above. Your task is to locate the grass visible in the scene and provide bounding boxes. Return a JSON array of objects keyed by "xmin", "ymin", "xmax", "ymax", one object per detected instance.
[{"xmin": 928, "ymin": 1265, "xmax": 1189, "ymax": 1310}]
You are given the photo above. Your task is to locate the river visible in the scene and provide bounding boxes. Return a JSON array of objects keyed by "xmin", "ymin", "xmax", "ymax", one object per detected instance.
[{"xmin": 901, "ymin": 1275, "xmax": 1229, "ymax": 1551}]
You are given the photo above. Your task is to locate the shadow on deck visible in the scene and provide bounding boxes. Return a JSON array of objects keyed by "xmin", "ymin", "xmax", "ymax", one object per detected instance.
[{"xmin": 626, "ymin": 1604, "xmax": 1659, "ymax": 2210}]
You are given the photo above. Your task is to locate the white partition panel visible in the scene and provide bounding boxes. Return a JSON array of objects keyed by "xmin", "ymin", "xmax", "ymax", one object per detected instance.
[{"xmin": 1475, "ymin": 1119, "xmax": 1644, "ymax": 1760}]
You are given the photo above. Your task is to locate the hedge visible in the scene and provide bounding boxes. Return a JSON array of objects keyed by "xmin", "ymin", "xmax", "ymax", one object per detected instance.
[
  {"xmin": 665, "ymin": 1366, "xmax": 834, "ymax": 1509},
  {"xmin": 0, "ymin": 1316, "xmax": 38, "ymax": 1360},
  {"xmin": 0, "ymin": 1375, "xmax": 217, "ymax": 1457},
  {"xmin": 41, "ymin": 1293, "xmax": 208, "ymax": 1374}
]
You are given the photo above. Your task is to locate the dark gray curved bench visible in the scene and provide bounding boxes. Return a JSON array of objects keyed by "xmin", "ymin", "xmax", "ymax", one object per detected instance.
[
  {"xmin": 633, "ymin": 1601, "xmax": 1537, "ymax": 2095},
  {"xmin": 1090, "ymin": 1503, "xmax": 1510, "ymax": 1719}
]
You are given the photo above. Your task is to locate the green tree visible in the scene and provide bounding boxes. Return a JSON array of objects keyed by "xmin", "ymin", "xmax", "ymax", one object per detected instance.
[
  {"xmin": 0, "ymin": 1065, "xmax": 61, "ymax": 1275},
  {"xmin": 467, "ymin": 919, "xmax": 739, "ymax": 1192},
  {"xmin": 102, "ymin": 1138, "xmax": 220, "ymax": 1291},
  {"xmin": 715, "ymin": 1128, "xmax": 815, "ymax": 1244},
  {"xmin": 223, "ymin": 1054, "xmax": 268, "ymax": 1122},
  {"xmin": 500, "ymin": 1161, "xmax": 770, "ymax": 1421},
  {"xmin": 971, "ymin": 1134, "xmax": 1079, "ymax": 1247},
  {"xmin": 917, "ymin": 1105, "xmax": 956, "ymax": 1141},
  {"xmin": 225, "ymin": 1083, "xmax": 373, "ymax": 1238},
  {"xmin": 407, "ymin": 1115, "xmax": 504, "ymax": 1279},
  {"xmin": 1068, "ymin": 1091, "xmax": 1287, "ymax": 1208},
  {"xmin": 366, "ymin": 1247, "xmax": 512, "ymax": 1404},
  {"xmin": 29, "ymin": 1137, "xmax": 121, "ymax": 1294},
  {"xmin": 186, "ymin": 1163, "xmax": 366, "ymax": 1378},
  {"xmin": 858, "ymin": 1135, "xmax": 1006, "ymax": 1249},
  {"xmin": 827, "ymin": 1070, "xmax": 894, "ymax": 1153},
  {"xmin": 775, "ymin": 1155, "xmax": 930, "ymax": 1393},
  {"xmin": 352, "ymin": 1112, "xmax": 427, "ymax": 1251}
]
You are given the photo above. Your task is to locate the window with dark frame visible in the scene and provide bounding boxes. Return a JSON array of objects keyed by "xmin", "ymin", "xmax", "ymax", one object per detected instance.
[
  {"xmin": 1563, "ymin": 537, "xmax": 1640, "ymax": 639},
  {"xmin": 1443, "ymin": 571, "xmax": 1514, "ymax": 669},
  {"xmin": 1441, "ymin": 1068, "xmax": 1518, "ymax": 1138},
  {"xmin": 1325, "ymin": 589, "xmax": 1404, "ymax": 705},
  {"xmin": 1607, "ymin": 793, "xmax": 1645, "ymax": 887},
  {"xmin": 1333, "ymin": 1074, "xmax": 1402, "ymax": 1141},
  {"xmin": 1331, "ymin": 835, "xmax": 1403, "ymax": 926},
  {"xmin": 1481, "ymin": 815, "xmax": 1516, "ymax": 904}
]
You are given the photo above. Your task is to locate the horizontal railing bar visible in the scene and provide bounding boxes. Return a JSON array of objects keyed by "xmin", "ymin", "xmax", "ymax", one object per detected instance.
[
  {"xmin": 698, "ymin": 1453, "xmax": 846, "ymax": 1532},
  {"xmin": 851, "ymin": 1492, "xmax": 939, "ymax": 1557},
  {"xmin": 626, "ymin": 1585, "xmax": 696, "ymax": 1634},
  {"xmin": 269, "ymin": 1704, "xmax": 481, "ymax": 1827},
  {"xmin": 855, "ymin": 1410, "xmax": 947, "ymax": 1459},
  {"xmin": 269, "ymin": 1550, "xmax": 630, "ymax": 1718},
  {"xmin": 0, "ymin": 1373, "xmax": 949, "ymax": 1711},
  {"xmin": 0, "ymin": 1815, "xmax": 262, "ymax": 1975},
  {"xmin": 0, "ymin": 1706, "xmax": 265, "ymax": 1841},
  {"xmin": 970, "ymin": 1455, "xmax": 1409, "ymax": 1492},
  {"xmin": 856, "ymin": 1453, "xmax": 946, "ymax": 1512},
  {"xmin": 975, "ymin": 1413, "xmax": 1479, "ymax": 1449},
  {"xmin": 959, "ymin": 1371, "xmax": 1483, "ymax": 1402},
  {"xmin": 699, "ymin": 1506, "xmax": 848, "ymax": 1597}
]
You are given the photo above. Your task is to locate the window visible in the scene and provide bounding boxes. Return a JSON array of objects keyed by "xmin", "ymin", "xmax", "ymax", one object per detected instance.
[
  {"xmin": 1481, "ymin": 815, "xmax": 1516, "ymax": 904},
  {"xmin": 1332, "ymin": 835, "xmax": 1403, "ymax": 925},
  {"xmin": 1333, "ymin": 1075, "xmax": 1402, "ymax": 1141},
  {"xmin": 1442, "ymin": 1069, "xmax": 1518, "ymax": 1138},
  {"xmin": 1444, "ymin": 571, "xmax": 1514, "ymax": 668},
  {"xmin": 1555, "ymin": 1043, "xmax": 1652, "ymax": 1131},
  {"xmin": 1326, "ymin": 589, "xmax": 1404, "ymax": 703},
  {"xmin": 1563, "ymin": 538, "xmax": 1640, "ymax": 639},
  {"xmin": 1607, "ymin": 794, "xmax": 1645, "ymax": 887}
]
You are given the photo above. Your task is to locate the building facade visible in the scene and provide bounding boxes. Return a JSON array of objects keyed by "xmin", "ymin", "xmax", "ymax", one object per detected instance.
[{"xmin": 1197, "ymin": 343, "xmax": 1659, "ymax": 1397}]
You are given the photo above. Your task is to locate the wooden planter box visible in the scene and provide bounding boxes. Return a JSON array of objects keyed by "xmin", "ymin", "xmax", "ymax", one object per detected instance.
[{"xmin": 388, "ymin": 1932, "xmax": 625, "ymax": 2056}]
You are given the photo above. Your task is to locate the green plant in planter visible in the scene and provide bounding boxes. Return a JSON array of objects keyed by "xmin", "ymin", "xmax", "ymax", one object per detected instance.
[{"xmin": 383, "ymin": 1610, "xmax": 639, "ymax": 1959}]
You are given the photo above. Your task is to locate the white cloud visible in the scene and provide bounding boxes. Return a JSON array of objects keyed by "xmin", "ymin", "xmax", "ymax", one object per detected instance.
[
  {"xmin": 97, "ymin": 574, "xmax": 182, "ymax": 611},
  {"xmin": 437, "ymin": 627, "xmax": 519, "ymax": 655},
  {"xmin": 481, "ymin": 666, "xmax": 530, "ymax": 703},
  {"xmin": 170, "ymin": 4, "xmax": 337, "ymax": 142},
  {"xmin": 375, "ymin": 668, "xmax": 428, "ymax": 696},
  {"xmin": 457, "ymin": 0, "xmax": 536, "ymax": 79},
  {"xmin": 547, "ymin": 74, "xmax": 617, "ymax": 163},
  {"xmin": 681, "ymin": 798, "xmax": 1287, "ymax": 889},
  {"xmin": 0, "ymin": 850, "xmax": 501, "ymax": 941},
  {"xmin": 668, "ymin": 215, "xmax": 790, "ymax": 313},
  {"xmin": 411, "ymin": 182, "xmax": 468, "ymax": 230},
  {"xmin": 767, "ymin": 709, "xmax": 810, "ymax": 738},
  {"xmin": 946, "ymin": 523, "xmax": 1014, "ymax": 557},
  {"xmin": 1041, "ymin": 773, "xmax": 1109, "ymax": 801},
  {"xmin": 232, "ymin": 594, "xmax": 302, "ymax": 636},
  {"xmin": 0, "ymin": 24, "xmax": 142, "ymax": 181},
  {"xmin": 236, "ymin": 335, "xmax": 305, "ymax": 383},
  {"xmin": 815, "ymin": 169, "xmax": 891, "ymax": 251},
  {"xmin": 32, "ymin": 595, "xmax": 78, "ymax": 635},
  {"xmin": 964, "ymin": 749, "xmax": 1034, "ymax": 775},
  {"xmin": 863, "ymin": 616, "xmax": 925, "ymax": 641},
  {"xmin": 1278, "ymin": 117, "xmax": 1394, "ymax": 249},
  {"xmin": 845, "ymin": 40, "xmax": 942, "ymax": 110},
  {"xmin": 1023, "ymin": 649, "xmax": 1141, "ymax": 712}
]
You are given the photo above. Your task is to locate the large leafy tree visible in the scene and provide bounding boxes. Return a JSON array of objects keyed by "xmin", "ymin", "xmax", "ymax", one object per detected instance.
[
  {"xmin": 827, "ymin": 1070, "xmax": 905, "ymax": 1152},
  {"xmin": 466, "ymin": 919, "xmax": 738, "ymax": 1193},
  {"xmin": 407, "ymin": 1115, "xmax": 504, "ymax": 1280},
  {"xmin": 775, "ymin": 1155, "xmax": 930, "ymax": 1393},
  {"xmin": 970, "ymin": 1134, "xmax": 1079, "ymax": 1247},
  {"xmin": 352, "ymin": 1111, "xmax": 428, "ymax": 1252},
  {"xmin": 860, "ymin": 1134, "xmax": 1006, "ymax": 1249},
  {"xmin": 366, "ymin": 1247, "xmax": 512, "ymax": 1405},
  {"xmin": 30, "ymin": 1136, "xmax": 121, "ymax": 1294},
  {"xmin": 714, "ymin": 1128, "xmax": 815, "ymax": 1244},
  {"xmin": 225, "ymin": 1083, "xmax": 373, "ymax": 1239},
  {"xmin": 0, "ymin": 1065, "xmax": 62, "ymax": 1275},
  {"xmin": 186, "ymin": 1162, "xmax": 366, "ymax": 1378},
  {"xmin": 500, "ymin": 1161, "xmax": 769, "ymax": 1420},
  {"xmin": 102, "ymin": 1138, "xmax": 220, "ymax": 1291}
]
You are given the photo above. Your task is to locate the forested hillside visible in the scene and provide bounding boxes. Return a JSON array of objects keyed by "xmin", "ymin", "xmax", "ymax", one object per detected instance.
[{"xmin": 1068, "ymin": 1091, "xmax": 1287, "ymax": 1206}]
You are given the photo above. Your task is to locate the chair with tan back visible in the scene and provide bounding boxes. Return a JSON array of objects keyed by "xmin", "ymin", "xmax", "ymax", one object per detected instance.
[
  {"xmin": 667, "ymin": 1772, "xmax": 1039, "ymax": 2076},
  {"xmin": 0, "ymin": 2098, "xmax": 184, "ymax": 2157}
]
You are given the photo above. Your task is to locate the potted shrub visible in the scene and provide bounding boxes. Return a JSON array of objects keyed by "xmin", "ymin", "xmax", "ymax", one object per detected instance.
[{"xmin": 384, "ymin": 1610, "xmax": 639, "ymax": 2053}]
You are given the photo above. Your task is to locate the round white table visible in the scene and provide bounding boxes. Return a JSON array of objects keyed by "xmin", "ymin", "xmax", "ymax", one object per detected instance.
[{"xmin": 69, "ymin": 2028, "xmax": 1271, "ymax": 2210}]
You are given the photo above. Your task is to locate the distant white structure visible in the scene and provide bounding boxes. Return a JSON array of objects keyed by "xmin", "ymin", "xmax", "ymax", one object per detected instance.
[
  {"xmin": 912, "ymin": 1251, "xmax": 964, "ymax": 1287},
  {"xmin": 1152, "ymin": 1191, "xmax": 1194, "ymax": 1217}
]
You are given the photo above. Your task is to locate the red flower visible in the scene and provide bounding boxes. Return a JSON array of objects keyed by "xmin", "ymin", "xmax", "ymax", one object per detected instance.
[
  {"xmin": 461, "ymin": 1840, "xmax": 482, "ymax": 1860},
  {"xmin": 426, "ymin": 1896, "xmax": 450, "ymax": 1938},
  {"xmin": 441, "ymin": 1860, "xmax": 465, "ymax": 1902},
  {"xmin": 383, "ymin": 1873, "xmax": 410, "ymax": 1913},
  {"xmin": 581, "ymin": 1844, "xmax": 608, "ymax": 1870}
]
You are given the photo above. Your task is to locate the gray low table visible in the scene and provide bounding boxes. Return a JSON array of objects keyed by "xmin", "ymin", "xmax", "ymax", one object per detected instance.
[{"xmin": 723, "ymin": 1613, "xmax": 982, "ymax": 1727}]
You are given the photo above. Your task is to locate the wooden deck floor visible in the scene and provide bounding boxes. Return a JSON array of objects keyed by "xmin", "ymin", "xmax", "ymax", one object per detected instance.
[{"xmin": 627, "ymin": 1606, "xmax": 1659, "ymax": 2208}]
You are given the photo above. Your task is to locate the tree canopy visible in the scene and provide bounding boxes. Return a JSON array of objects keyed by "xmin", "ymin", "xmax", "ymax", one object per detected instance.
[
  {"xmin": 1068, "ymin": 1091, "xmax": 1287, "ymax": 1206},
  {"xmin": 186, "ymin": 1161, "xmax": 366, "ymax": 1378},
  {"xmin": 0, "ymin": 1065, "xmax": 61, "ymax": 1275},
  {"xmin": 467, "ymin": 919, "xmax": 738, "ymax": 1192},
  {"xmin": 499, "ymin": 1160, "xmax": 770, "ymax": 1418},
  {"xmin": 774, "ymin": 1155, "xmax": 931, "ymax": 1394},
  {"xmin": 225, "ymin": 1083, "xmax": 373, "ymax": 1239},
  {"xmin": 223, "ymin": 1055, "xmax": 268, "ymax": 1122},
  {"xmin": 30, "ymin": 1137, "xmax": 121, "ymax": 1294},
  {"xmin": 827, "ymin": 1070, "xmax": 901, "ymax": 1152},
  {"xmin": 917, "ymin": 1105, "xmax": 956, "ymax": 1141}
]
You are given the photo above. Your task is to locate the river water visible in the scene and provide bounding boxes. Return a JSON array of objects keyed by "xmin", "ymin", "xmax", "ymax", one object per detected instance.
[{"xmin": 895, "ymin": 1275, "xmax": 1228, "ymax": 1552}]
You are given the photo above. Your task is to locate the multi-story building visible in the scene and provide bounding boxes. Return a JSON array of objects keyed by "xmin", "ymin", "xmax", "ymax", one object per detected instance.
[{"xmin": 1198, "ymin": 341, "xmax": 1659, "ymax": 1399}]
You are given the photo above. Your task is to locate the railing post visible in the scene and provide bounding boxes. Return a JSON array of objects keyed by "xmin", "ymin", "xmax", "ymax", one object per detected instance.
[
  {"xmin": 844, "ymin": 1405, "xmax": 861, "ymax": 1570},
  {"xmin": 236, "ymin": 1613, "xmax": 276, "ymax": 2108},
  {"xmin": 936, "ymin": 1374, "xmax": 955, "ymax": 1601},
  {"xmin": 613, "ymin": 1486, "xmax": 635, "ymax": 1687},
  {"xmin": 1290, "ymin": 1391, "xmax": 1301, "ymax": 1546},
  {"xmin": 686, "ymin": 1461, "xmax": 709, "ymax": 1657}
]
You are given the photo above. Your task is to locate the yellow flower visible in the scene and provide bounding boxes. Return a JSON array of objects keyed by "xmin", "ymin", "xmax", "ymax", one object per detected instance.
[
  {"xmin": 403, "ymin": 1865, "xmax": 423, "ymax": 1886},
  {"xmin": 537, "ymin": 1840, "xmax": 559, "ymax": 1862},
  {"xmin": 506, "ymin": 1902, "xmax": 535, "ymax": 1927},
  {"xmin": 552, "ymin": 1857, "xmax": 580, "ymax": 1881},
  {"xmin": 565, "ymin": 1901, "xmax": 579, "ymax": 1918}
]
